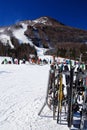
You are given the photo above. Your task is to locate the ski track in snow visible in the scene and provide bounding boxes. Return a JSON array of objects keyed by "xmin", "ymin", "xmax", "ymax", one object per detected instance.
[{"xmin": 0, "ymin": 64, "xmax": 69, "ymax": 130}]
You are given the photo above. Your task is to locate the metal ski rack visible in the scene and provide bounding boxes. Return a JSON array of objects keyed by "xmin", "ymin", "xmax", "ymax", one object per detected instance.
[{"xmin": 38, "ymin": 61, "xmax": 87, "ymax": 130}]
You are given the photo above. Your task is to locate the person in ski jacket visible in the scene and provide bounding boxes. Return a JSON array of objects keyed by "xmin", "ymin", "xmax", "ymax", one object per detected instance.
[{"xmin": 64, "ymin": 65, "xmax": 69, "ymax": 72}]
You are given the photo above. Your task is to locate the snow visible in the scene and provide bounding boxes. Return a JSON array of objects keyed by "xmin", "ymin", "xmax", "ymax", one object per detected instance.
[
  {"xmin": 33, "ymin": 17, "xmax": 52, "ymax": 26},
  {"xmin": 0, "ymin": 29, "xmax": 4, "ymax": 33},
  {"xmin": 33, "ymin": 20, "xmax": 46, "ymax": 25},
  {"xmin": 0, "ymin": 63, "xmax": 69, "ymax": 130},
  {"xmin": 13, "ymin": 23, "xmax": 49, "ymax": 56},
  {"xmin": 13, "ymin": 23, "xmax": 33, "ymax": 46},
  {"xmin": 0, "ymin": 34, "xmax": 14, "ymax": 48},
  {"xmin": 35, "ymin": 46, "xmax": 49, "ymax": 56},
  {"xmin": 33, "ymin": 17, "xmax": 48, "ymax": 25}
]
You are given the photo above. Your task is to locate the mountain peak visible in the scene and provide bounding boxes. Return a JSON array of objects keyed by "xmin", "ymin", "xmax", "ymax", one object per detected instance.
[
  {"xmin": 32, "ymin": 16, "xmax": 64, "ymax": 26},
  {"xmin": 14, "ymin": 16, "xmax": 65, "ymax": 27},
  {"xmin": 33, "ymin": 16, "xmax": 52, "ymax": 26}
]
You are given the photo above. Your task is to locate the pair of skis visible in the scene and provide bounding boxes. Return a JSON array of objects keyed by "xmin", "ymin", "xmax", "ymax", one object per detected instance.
[{"xmin": 38, "ymin": 65, "xmax": 67, "ymax": 125}]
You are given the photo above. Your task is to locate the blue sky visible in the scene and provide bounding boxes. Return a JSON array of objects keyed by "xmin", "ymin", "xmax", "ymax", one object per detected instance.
[{"xmin": 0, "ymin": 0, "xmax": 87, "ymax": 30}]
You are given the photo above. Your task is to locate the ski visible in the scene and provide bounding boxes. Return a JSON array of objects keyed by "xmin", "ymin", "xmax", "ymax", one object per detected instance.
[
  {"xmin": 57, "ymin": 73, "xmax": 63, "ymax": 123},
  {"xmin": 67, "ymin": 67, "xmax": 73, "ymax": 128}
]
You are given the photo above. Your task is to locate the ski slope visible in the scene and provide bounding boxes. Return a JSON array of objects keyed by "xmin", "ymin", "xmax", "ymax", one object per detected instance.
[{"xmin": 0, "ymin": 64, "xmax": 70, "ymax": 130}]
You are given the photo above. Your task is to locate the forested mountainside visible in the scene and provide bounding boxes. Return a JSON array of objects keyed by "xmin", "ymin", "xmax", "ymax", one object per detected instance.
[{"xmin": 0, "ymin": 16, "xmax": 87, "ymax": 61}]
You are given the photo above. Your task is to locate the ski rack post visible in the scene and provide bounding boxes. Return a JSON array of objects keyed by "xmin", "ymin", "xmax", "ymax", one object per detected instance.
[{"xmin": 38, "ymin": 70, "xmax": 50, "ymax": 116}]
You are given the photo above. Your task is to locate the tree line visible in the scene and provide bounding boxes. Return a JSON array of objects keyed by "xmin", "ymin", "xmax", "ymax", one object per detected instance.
[
  {"xmin": 56, "ymin": 43, "xmax": 87, "ymax": 63},
  {"xmin": 0, "ymin": 42, "xmax": 37, "ymax": 61}
]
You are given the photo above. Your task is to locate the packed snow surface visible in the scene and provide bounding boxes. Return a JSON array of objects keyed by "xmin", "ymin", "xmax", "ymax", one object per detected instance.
[{"xmin": 0, "ymin": 64, "xmax": 69, "ymax": 130}]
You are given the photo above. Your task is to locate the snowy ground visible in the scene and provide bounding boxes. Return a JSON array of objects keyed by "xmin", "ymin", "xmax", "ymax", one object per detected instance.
[{"xmin": 0, "ymin": 64, "xmax": 71, "ymax": 130}]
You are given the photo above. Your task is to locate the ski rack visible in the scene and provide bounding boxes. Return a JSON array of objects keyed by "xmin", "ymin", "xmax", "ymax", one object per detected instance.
[
  {"xmin": 67, "ymin": 68, "xmax": 87, "ymax": 129},
  {"xmin": 38, "ymin": 63, "xmax": 87, "ymax": 129}
]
